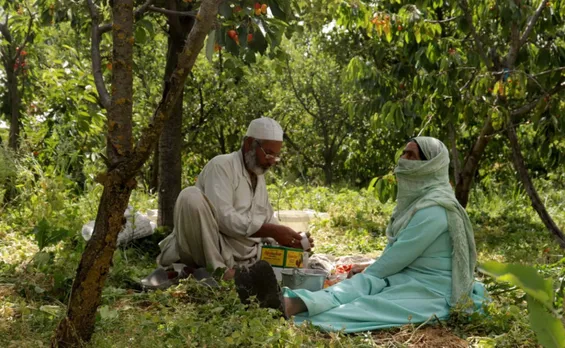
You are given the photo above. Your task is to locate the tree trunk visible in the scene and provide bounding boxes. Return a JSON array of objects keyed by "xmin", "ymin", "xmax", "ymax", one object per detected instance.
[
  {"xmin": 7, "ymin": 64, "xmax": 20, "ymax": 151},
  {"xmin": 149, "ymin": 142, "xmax": 159, "ymax": 193},
  {"xmin": 455, "ymin": 116, "xmax": 494, "ymax": 207},
  {"xmin": 448, "ymin": 122, "xmax": 460, "ymax": 186},
  {"xmin": 2, "ymin": 46, "xmax": 20, "ymax": 204},
  {"xmin": 158, "ymin": 5, "xmax": 194, "ymax": 229},
  {"xmin": 52, "ymin": 0, "xmax": 219, "ymax": 344},
  {"xmin": 52, "ymin": 180, "xmax": 135, "ymax": 345},
  {"xmin": 53, "ymin": 0, "xmax": 135, "ymax": 345},
  {"xmin": 507, "ymin": 124, "xmax": 565, "ymax": 248},
  {"xmin": 323, "ymin": 152, "xmax": 333, "ymax": 187}
]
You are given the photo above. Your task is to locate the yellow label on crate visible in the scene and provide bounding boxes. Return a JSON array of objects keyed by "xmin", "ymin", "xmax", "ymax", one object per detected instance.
[
  {"xmin": 285, "ymin": 250, "xmax": 304, "ymax": 268},
  {"xmin": 260, "ymin": 247, "xmax": 285, "ymax": 267}
]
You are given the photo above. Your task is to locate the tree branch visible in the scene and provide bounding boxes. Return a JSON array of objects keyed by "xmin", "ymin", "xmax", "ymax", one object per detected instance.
[
  {"xmin": 507, "ymin": 123, "xmax": 565, "ymax": 248},
  {"xmin": 282, "ymin": 132, "xmax": 315, "ymax": 167},
  {"xmin": 285, "ymin": 59, "xmax": 319, "ymax": 120},
  {"xmin": 457, "ymin": 0, "xmax": 492, "ymax": 69},
  {"xmin": 456, "ymin": 114, "xmax": 494, "ymax": 207},
  {"xmin": 510, "ymin": 80, "xmax": 565, "ymax": 117},
  {"xmin": 14, "ymin": 9, "xmax": 35, "ymax": 62},
  {"xmin": 506, "ymin": 23, "xmax": 521, "ymax": 67},
  {"xmin": 425, "ymin": 17, "xmax": 458, "ymax": 23},
  {"xmin": 87, "ymin": 0, "xmax": 111, "ymax": 110},
  {"xmin": 308, "ymin": 76, "xmax": 324, "ymax": 122},
  {"xmin": 99, "ymin": 0, "xmax": 155, "ymax": 35},
  {"xmin": 459, "ymin": 70, "xmax": 477, "ymax": 92},
  {"xmin": 507, "ymin": 1, "xmax": 548, "ymax": 67},
  {"xmin": 519, "ymin": 0, "xmax": 548, "ymax": 47},
  {"xmin": 0, "ymin": 22, "xmax": 12, "ymax": 43},
  {"xmin": 148, "ymin": 5, "xmax": 197, "ymax": 17},
  {"xmin": 448, "ymin": 122, "xmax": 461, "ymax": 186},
  {"xmin": 165, "ymin": 0, "xmax": 183, "ymax": 34},
  {"xmin": 533, "ymin": 66, "xmax": 565, "ymax": 77}
]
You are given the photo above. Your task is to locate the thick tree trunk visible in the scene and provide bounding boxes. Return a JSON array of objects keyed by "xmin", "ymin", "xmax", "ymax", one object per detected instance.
[
  {"xmin": 2, "ymin": 49, "xmax": 20, "ymax": 204},
  {"xmin": 455, "ymin": 116, "xmax": 494, "ymax": 207},
  {"xmin": 158, "ymin": 6, "xmax": 194, "ymax": 229},
  {"xmin": 323, "ymin": 164, "xmax": 333, "ymax": 187},
  {"xmin": 52, "ymin": 180, "xmax": 135, "ymax": 345},
  {"xmin": 53, "ymin": 0, "xmax": 135, "ymax": 345},
  {"xmin": 52, "ymin": 0, "xmax": 219, "ymax": 345},
  {"xmin": 507, "ymin": 124, "xmax": 565, "ymax": 248}
]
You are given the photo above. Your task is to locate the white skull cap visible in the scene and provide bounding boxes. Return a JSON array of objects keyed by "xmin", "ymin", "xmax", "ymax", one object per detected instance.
[{"xmin": 245, "ymin": 117, "xmax": 283, "ymax": 141}]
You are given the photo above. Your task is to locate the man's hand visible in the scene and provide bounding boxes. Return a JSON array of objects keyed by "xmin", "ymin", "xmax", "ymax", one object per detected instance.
[
  {"xmin": 273, "ymin": 225, "xmax": 303, "ymax": 248},
  {"xmin": 252, "ymin": 223, "xmax": 315, "ymax": 250}
]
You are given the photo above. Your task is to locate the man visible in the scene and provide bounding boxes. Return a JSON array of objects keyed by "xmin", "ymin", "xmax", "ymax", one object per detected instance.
[
  {"xmin": 156, "ymin": 117, "xmax": 312, "ymax": 280},
  {"xmin": 243, "ymin": 137, "xmax": 485, "ymax": 332}
]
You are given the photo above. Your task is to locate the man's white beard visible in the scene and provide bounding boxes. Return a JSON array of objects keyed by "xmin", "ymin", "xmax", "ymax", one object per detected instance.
[{"xmin": 244, "ymin": 146, "xmax": 268, "ymax": 176}]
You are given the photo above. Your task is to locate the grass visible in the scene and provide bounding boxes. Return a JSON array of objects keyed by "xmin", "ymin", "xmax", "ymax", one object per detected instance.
[{"xmin": 1, "ymin": 179, "xmax": 564, "ymax": 347}]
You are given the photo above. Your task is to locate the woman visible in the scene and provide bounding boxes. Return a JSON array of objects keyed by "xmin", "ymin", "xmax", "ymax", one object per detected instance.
[{"xmin": 280, "ymin": 137, "xmax": 486, "ymax": 332}]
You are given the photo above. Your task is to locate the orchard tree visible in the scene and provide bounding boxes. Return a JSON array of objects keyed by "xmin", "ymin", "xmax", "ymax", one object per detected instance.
[
  {"xmin": 271, "ymin": 36, "xmax": 361, "ymax": 186},
  {"xmin": 328, "ymin": 0, "xmax": 565, "ymax": 245},
  {"xmin": 52, "ymin": 0, "xmax": 219, "ymax": 345},
  {"xmin": 0, "ymin": 0, "xmax": 36, "ymax": 151}
]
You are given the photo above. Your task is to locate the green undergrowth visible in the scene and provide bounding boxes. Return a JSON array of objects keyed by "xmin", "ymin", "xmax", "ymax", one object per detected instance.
[{"xmin": 1, "ymin": 181, "xmax": 564, "ymax": 347}]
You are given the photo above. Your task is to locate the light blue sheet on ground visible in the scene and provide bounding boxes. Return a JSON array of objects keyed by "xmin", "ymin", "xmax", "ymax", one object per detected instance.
[{"xmin": 284, "ymin": 206, "xmax": 486, "ymax": 333}]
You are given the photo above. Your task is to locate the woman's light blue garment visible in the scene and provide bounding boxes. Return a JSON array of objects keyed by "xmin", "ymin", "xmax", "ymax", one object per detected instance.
[{"xmin": 284, "ymin": 206, "xmax": 485, "ymax": 333}]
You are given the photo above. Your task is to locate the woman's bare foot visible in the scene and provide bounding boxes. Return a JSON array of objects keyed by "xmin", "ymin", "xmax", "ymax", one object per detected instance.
[{"xmin": 283, "ymin": 297, "xmax": 307, "ymax": 318}]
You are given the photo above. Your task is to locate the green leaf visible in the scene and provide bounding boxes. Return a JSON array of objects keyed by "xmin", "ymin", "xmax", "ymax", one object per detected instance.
[
  {"xmin": 99, "ymin": 305, "xmax": 119, "ymax": 321},
  {"xmin": 219, "ymin": 2, "xmax": 232, "ymax": 19},
  {"xmin": 237, "ymin": 26, "xmax": 248, "ymax": 49},
  {"xmin": 268, "ymin": 0, "xmax": 287, "ymax": 21},
  {"xmin": 29, "ymin": 219, "xmax": 70, "ymax": 251},
  {"xmin": 478, "ymin": 261, "xmax": 553, "ymax": 307},
  {"xmin": 414, "ymin": 27, "xmax": 421, "ymax": 43},
  {"xmin": 537, "ymin": 48, "xmax": 551, "ymax": 68},
  {"xmin": 243, "ymin": 50, "xmax": 257, "ymax": 64},
  {"xmin": 134, "ymin": 25, "xmax": 148, "ymax": 45},
  {"xmin": 33, "ymin": 251, "xmax": 52, "ymax": 266},
  {"xmin": 248, "ymin": 28, "xmax": 267, "ymax": 55},
  {"xmin": 30, "ymin": 218, "xmax": 50, "ymax": 251},
  {"xmin": 136, "ymin": 19, "xmax": 154, "ymax": 37},
  {"xmin": 375, "ymin": 179, "xmax": 387, "ymax": 203},
  {"xmin": 205, "ymin": 30, "xmax": 216, "ymax": 63},
  {"xmin": 39, "ymin": 305, "xmax": 61, "ymax": 316},
  {"xmin": 367, "ymin": 176, "xmax": 378, "ymax": 192},
  {"xmin": 527, "ymin": 296, "xmax": 565, "ymax": 348},
  {"xmin": 225, "ymin": 31, "xmax": 240, "ymax": 56}
]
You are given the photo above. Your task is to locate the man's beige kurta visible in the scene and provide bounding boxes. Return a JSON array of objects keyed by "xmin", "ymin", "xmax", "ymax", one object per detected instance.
[{"xmin": 157, "ymin": 150, "xmax": 278, "ymax": 269}]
